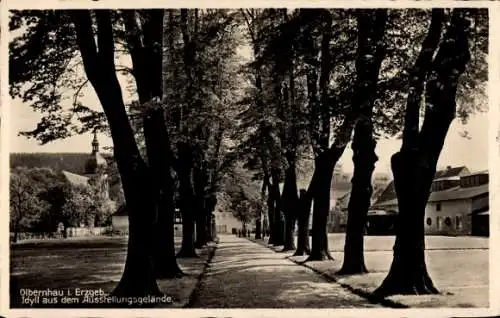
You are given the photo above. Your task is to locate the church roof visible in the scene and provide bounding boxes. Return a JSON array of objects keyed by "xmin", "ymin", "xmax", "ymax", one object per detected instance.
[{"xmin": 61, "ymin": 170, "xmax": 89, "ymax": 186}]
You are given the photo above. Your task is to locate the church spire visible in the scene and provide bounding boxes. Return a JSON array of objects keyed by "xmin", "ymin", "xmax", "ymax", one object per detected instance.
[{"xmin": 92, "ymin": 131, "xmax": 99, "ymax": 154}]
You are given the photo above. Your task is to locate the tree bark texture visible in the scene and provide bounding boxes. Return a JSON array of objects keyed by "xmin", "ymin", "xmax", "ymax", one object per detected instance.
[
  {"xmin": 176, "ymin": 143, "xmax": 199, "ymax": 258},
  {"xmin": 194, "ymin": 165, "xmax": 209, "ymax": 248},
  {"xmin": 307, "ymin": 152, "xmax": 336, "ymax": 261},
  {"xmin": 374, "ymin": 9, "xmax": 471, "ymax": 297},
  {"xmin": 338, "ymin": 9, "xmax": 387, "ymax": 275},
  {"xmin": 338, "ymin": 120, "xmax": 377, "ymax": 274},
  {"xmin": 70, "ymin": 10, "xmax": 162, "ymax": 298},
  {"xmin": 281, "ymin": 162, "xmax": 299, "ymax": 251},
  {"xmin": 123, "ymin": 9, "xmax": 183, "ymax": 279},
  {"xmin": 294, "ymin": 189, "xmax": 311, "ymax": 256},
  {"xmin": 270, "ymin": 168, "xmax": 285, "ymax": 246}
]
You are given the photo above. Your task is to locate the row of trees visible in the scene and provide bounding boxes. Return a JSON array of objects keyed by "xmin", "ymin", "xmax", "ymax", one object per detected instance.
[
  {"xmin": 236, "ymin": 8, "xmax": 486, "ymax": 296},
  {"xmin": 10, "ymin": 8, "xmax": 487, "ymax": 300},
  {"xmin": 9, "ymin": 167, "xmax": 114, "ymax": 242},
  {"xmin": 11, "ymin": 8, "xmax": 246, "ymax": 296}
]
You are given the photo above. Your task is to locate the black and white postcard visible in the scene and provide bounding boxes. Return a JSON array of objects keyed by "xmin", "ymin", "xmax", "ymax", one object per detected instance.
[{"xmin": 1, "ymin": 1, "xmax": 499, "ymax": 317}]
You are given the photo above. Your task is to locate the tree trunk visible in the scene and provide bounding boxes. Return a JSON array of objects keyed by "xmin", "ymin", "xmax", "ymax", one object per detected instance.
[
  {"xmin": 271, "ymin": 168, "xmax": 285, "ymax": 246},
  {"xmin": 123, "ymin": 9, "xmax": 182, "ymax": 279},
  {"xmin": 144, "ymin": 85, "xmax": 183, "ymax": 278},
  {"xmin": 261, "ymin": 179, "xmax": 270, "ymax": 239},
  {"xmin": 266, "ymin": 180, "xmax": 276, "ymax": 245},
  {"xmin": 153, "ymin": 191, "xmax": 183, "ymax": 278},
  {"xmin": 177, "ymin": 199, "xmax": 197, "ymax": 257},
  {"xmin": 13, "ymin": 225, "xmax": 20, "ymax": 243},
  {"xmin": 211, "ymin": 216, "xmax": 217, "ymax": 241},
  {"xmin": 255, "ymin": 215, "xmax": 262, "ymax": 239},
  {"xmin": 70, "ymin": 10, "xmax": 162, "ymax": 298},
  {"xmin": 337, "ymin": 9, "xmax": 387, "ymax": 274},
  {"xmin": 204, "ymin": 207, "xmax": 213, "ymax": 242},
  {"xmin": 205, "ymin": 194, "xmax": 217, "ymax": 242},
  {"xmin": 281, "ymin": 163, "xmax": 298, "ymax": 251},
  {"xmin": 12, "ymin": 215, "xmax": 23, "ymax": 243},
  {"xmin": 194, "ymin": 164, "xmax": 210, "ymax": 248},
  {"xmin": 176, "ymin": 143, "xmax": 199, "ymax": 258},
  {"xmin": 194, "ymin": 205, "xmax": 207, "ymax": 248},
  {"xmin": 294, "ymin": 189, "xmax": 311, "ymax": 256},
  {"xmin": 194, "ymin": 183, "xmax": 207, "ymax": 248},
  {"xmin": 112, "ymin": 177, "xmax": 162, "ymax": 298},
  {"xmin": 306, "ymin": 152, "xmax": 335, "ymax": 261},
  {"xmin": 374, "ymin": 9, "xmax": 471, "ymax": 297},
  {"xmin": 282, "ymin": 213, "xmax": 296, "ymax": 250},
  {"xmin": 255, "ymin": 178, "xmax": 267, "ymax": 240},
  {"xmin": 337, "ymin": 9, "xmax": 387, "ymax": 273},
  {"xmin": 373, "ymin": 151, "xmax": 438, "ymax": 296},
  {"xmin": 338, "ymin": 121, "xmax": 377, "ymax": 274}
]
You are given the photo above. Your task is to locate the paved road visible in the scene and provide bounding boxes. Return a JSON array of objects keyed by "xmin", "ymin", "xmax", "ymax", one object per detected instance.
[{"xmin": 189, "ymin": 235, "xmax": 380, "ymax": 308}]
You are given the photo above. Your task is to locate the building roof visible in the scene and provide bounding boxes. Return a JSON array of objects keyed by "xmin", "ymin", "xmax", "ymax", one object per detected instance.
[
  {"xmin": 476, "ymin": 211, "xmax": 489, "ymax": 216},
  {"xmin": 61, "ymin": 170, "xmax": 89, "ymax": 186},
  {"xmin": 428, "ymin": 184, "xmax": 488, "ymax": 202},
  {"xmin": 373, "ymin": 180, "xmax": 396, "ymax": 206},
  {"xmin": 331, "ymin": 174, "xmax": 351, "ymax": 199},
  {"xmin": 374, "ymin": 183, "xmax": 488, "ymax": 209},
  {"xmin": 435, "ymin": 166, "xmax": 469, "ymax": 179},
  {"xmin": 372, "ymin": 166, "xmax": 470, "ymax": 207},
  {"xmin": 335, "ymin": 185, "xmax": 386, "ymax": 211},
  {"xmin": 367, "ymin": 209, "xmax": 396, "ymax": 216},
  {"xmin": 463, "ymin": 170, "xmax": 488, "ymax": 176},
  {"xmin": 332, "ymin": 189, "xmax": 351, "ymax": 200},
  {"xmin": 373, "ymin": 198, "xmax": 398, "ymax": 208},
  {"xmin": 433, "ymin": 176, "xmax": 460, "ymax": 181},
  {"xmin": 335, "ymin": 191, "xmax": 351, "ymax": 209}
]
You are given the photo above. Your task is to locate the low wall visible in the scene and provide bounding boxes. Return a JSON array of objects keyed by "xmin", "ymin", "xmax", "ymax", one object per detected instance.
[
  {"xmin": 65, "ymin": 226, "xmax": 110, "ymax": 237},
  {"xmin": 10, "ymin": 226, "xmax": 113, "ymax": 242}
]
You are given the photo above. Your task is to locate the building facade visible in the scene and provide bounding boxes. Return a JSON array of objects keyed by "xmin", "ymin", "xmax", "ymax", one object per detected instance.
[
  {"xmin": 371, "ymin": 166, "xmax": 489, "ymax": 236},
  {"xmin": 329, "ymin": 173, "xmax": 391, "ymax": 233},
  {"xmin": 424, "ymin": 171, "xmax": 488, "ymax": 235},
  {"xmin": 214, "ymin": 211, "xmax": 241, "ymax": 234}
]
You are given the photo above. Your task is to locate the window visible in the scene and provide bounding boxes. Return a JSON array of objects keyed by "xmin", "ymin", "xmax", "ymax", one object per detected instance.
[
  {"xmin": 433, "ymin": 182, "xmax": 440, "ymax": 191},
  {"xmin": 456, "ymin": 216, "xmax": 463, "ymax": 230},
  {"xmin": 436, "ymin": 217, "xmax": 441, "ymax": 230},
  {"xmin": 444, "ymin": 217, "xmax": 452, "ymax": 227},
  {"xmin": 436, "ymin": 203, "xmax": 442, "ymax": 211},
  {"xmin": 174, "ymin": 209, "xmax": 182, "ymax": 223},
  {"xmin": 426, "ymin": 218, "xmax": 432, "ymax": 226}
]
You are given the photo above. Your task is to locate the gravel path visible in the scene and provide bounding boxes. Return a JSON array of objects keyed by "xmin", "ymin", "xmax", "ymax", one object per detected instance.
[{"xmin": 189, "ymin": 235, "xmax": 381, "ymax": 308}]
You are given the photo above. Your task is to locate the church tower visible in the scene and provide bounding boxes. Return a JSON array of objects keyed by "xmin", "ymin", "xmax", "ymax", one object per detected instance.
[
  {"xmin": 85, "ymin": 131, "xmax": 109, "ymax": 200},
  {"xmin": 92, "ymin": 131, "xmax": 99, "ymax": 154}
]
